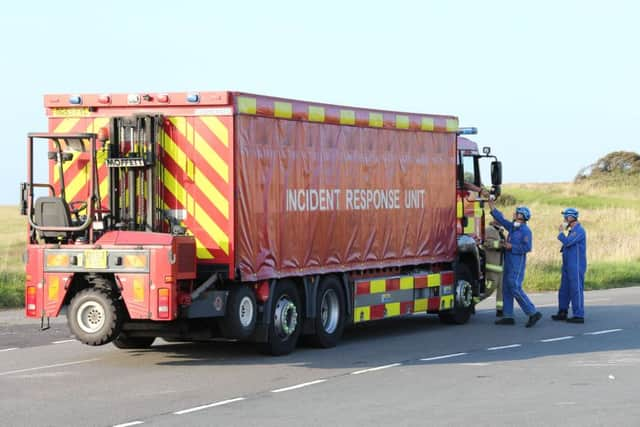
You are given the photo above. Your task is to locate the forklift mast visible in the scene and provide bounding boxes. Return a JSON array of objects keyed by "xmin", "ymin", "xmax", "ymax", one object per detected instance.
[{"xmin": 107, "ymin": 115, "xmax": 162, "ymax": 232}]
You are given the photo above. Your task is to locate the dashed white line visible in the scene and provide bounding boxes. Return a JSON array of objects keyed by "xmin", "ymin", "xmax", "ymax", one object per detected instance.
[
  {"xmin": 52, "ymin": 339, "xmax": 76, "ymax": 344},
  {"xmin": 271, "ymin": 379, "xmax": 327, "ymax": 393},
  {"xmin": 351, "ymin": 363, "xmax": 402, "ymax": 375},
  {"xmin": 0, "ymin": 358, "xmax": 101, "ymax": 376},
  {"xmin": 113, "ymin": 421, "xmax": 144, "ymax": 427},
  {"xmin": 174, "ymin": 397, "xmax": 246, "ymax": 415},
  {"xmin": 585, "ymin": 329, "xmax": 623, "ymax": 335},
  {"xmin": 487, "ymin": 344, "xmax": 521, "ymax": 351},
  {"xmin": 420, "ymin": 352, "xmax": 467, "ymax": 362},
  {"xmin": 540, "ymin": 336, "xmax": 574, "ymax": 343},
  {"xmin": 0, "ymin": 347, "xmax": 18, "ymax": 352}
]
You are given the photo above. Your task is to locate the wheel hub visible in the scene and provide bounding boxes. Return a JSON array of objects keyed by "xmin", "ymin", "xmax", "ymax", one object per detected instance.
[
  {"xmin": 274, "ymin": 297, "xmax": 298, "ymax": 338},
  {"xmin": 238, "ymin": 296, "xmax": 255, "ymax": 328},
  {"xmin": 76, "ymin": 301, "xmax": 105, "ymax": 334},
  {"xmin": 320, "ymin": 289, "xmax": 339, "ymax": 334},
  {"xmin": 456, "ymin": 279, "xmax": 473, "ymax": 308}
]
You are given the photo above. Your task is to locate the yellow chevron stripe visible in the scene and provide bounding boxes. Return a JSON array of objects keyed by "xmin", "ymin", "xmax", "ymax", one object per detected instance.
[
  {"xmin": 400, "ymin": 276, "xmax": 414, "ymax": 290},
  {"xmin": 427, "ymin": 274, "xmax": 441, "ymax": 287},
  {"xmin": 354, "ymin": 306, "xmax": 370, "ymax": 323},
  {"xmin": 201, "ymin": 116, "xmax": 229, "ymax": 147},
  {"xmin": 195, "ymin": 236, "xmax": 214, "ymax": 259},
  {"xmin": 421, "ymin": 117, "xmax": 434, "ymax": 131},
  {"xmin": 162, "ymin": 199, "xmax": 214, "ymax": 260},
  {"xmin": 194, "ymin": 168, "xmax": 229, "ymax": 219},
  {"xmin": 414, "ymin": 299, "xmax": 428, "ymax": 312},
  {"xmin": 162, "ymin": 124, "xmax": 229, "ymax": 219},
  {"xmin": 369, "ymin": 112, "xmax": 383, "ymax": 128},
  {"xmin": 396, "ymin": 115, "xmax": 409, "ymax": 129},
  {"xmin": 370, "ymin": 279, "xmax": 386, "ymax": 294},
  {"xmin": 162, "ymin": 168, "xmax": 229, "ymax": 255},
  {"xmin": 385, "ymin": 302, "xmax": 400, "ymax": 316},
  {"xmin": 52, "ymin": 118, "xmax": 80, "ymax": 184},
  {"xmin": 63, "ymin": 118, "xmax": 109, "ymax": 202},
  {"xmin": 170, "ymin": 117, "xmax": 229, "ymax": 183}
]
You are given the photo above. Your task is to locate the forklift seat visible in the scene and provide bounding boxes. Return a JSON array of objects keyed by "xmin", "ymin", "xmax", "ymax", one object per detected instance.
[{"xmin": 33, "ymin": 197, "xmax": 72, "ymax": 241}]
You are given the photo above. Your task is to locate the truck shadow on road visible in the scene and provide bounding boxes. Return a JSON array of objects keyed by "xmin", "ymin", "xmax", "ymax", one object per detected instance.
[{"xmin": 136, "ymin": 303, "xmax": 639, "ymax": 370}]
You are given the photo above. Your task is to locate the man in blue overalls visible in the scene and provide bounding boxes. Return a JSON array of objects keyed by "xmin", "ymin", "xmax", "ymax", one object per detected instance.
[
  {"xmin": 488, "ymin": 199, "xmax": 542, "ymax": 327},
  {"xmin": 552, "ymin": 208, "xmax": 587, "ymax": 323}
]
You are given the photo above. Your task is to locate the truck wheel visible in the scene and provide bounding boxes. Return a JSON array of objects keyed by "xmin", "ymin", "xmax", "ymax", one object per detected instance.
[
  {"xmin": 439, "ymin": 265, "xmax": 474, "ymax": 325},
  {"xmin": 308, "ymin": 276, "xmax": 345, "ymax": 348},
  {"xmin": 68, "ymin": 288, "xmax": 123, "ymax": 345},
  {"xmin": 220, "ymin": 285, "xmax": 257, "ymax": 340},
  {"xmin": 113, "ymin": 333, "xmax": 155, "ymax": 349},
  {"xmin": 261, "ymin": 279, "xmax": 302, "ymax": 356}
]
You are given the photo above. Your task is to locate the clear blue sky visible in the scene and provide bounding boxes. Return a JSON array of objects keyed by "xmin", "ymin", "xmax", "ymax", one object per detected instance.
[{"xmin": 1, "ymin": 0, "xmax": 638, "ymax": 204}]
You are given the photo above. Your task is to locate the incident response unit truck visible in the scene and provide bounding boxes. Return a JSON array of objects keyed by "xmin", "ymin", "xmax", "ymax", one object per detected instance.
[{"xmin": 21, "ymin": 91, "xmax": 504, "ymax": 355}]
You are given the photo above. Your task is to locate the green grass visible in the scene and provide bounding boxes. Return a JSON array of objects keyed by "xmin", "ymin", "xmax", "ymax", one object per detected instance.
[
  {"xmin": 500, "ymin": 175, "xmax": 640, "ymax": 292},
  {"xmin": 526, "ymin": 260, "xmax": 640, "ymax": 292},
  {"xmin": 0, "ymin": 205, "xmax": 26, "ymax": 308},
  {"xmin": 0, "ymin": 271, "xmax": 24, "ymax": 308}
]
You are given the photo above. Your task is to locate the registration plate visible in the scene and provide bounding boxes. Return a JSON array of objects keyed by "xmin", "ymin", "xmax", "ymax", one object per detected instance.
[
  {"xmin": 51, "ymin": 108, "xmax": 91, "ymax": 117},
  {"xmin": 84, "ymin": 250, "xmax": 107, "ymax": 269}
]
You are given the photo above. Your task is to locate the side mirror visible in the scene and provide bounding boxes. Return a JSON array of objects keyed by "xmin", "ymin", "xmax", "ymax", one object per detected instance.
[{"xmin": 491, "ymin": 161, "xmax": 502, "ymax": 186}]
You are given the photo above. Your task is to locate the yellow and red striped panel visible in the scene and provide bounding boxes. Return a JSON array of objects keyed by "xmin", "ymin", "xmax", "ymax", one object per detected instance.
[
  {"xmin": 48, "ymin": 116, "xmax": 110, "ymax": 207},
  {"xmin": 353, "ymin": 271, "xmax": 455, "ymax": 323},
  {"xmin": 457, "ymin": 195, "xmax": 483, "ymax": 238},
  {"xmin": 235, "ymin": 93, "xmax": 459, "ymax": 134},
  {"xmin": 47, "ymin": 114, "xmax": 235, "ymax": 269},
  {"xmin": 159, "ymin": 115, "xmax": 234, "ymax": 266}
]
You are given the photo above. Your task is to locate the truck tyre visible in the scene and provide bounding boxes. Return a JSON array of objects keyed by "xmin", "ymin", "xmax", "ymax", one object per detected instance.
[
  {"xmin": 439, "ymin": 264, "xmax": 474, "ymax": 325},
  {"xmin": 68, "ymin": 288, "xmax": 123, "ymax": 345},
  {"xmin": 261, "ymin": 279, "xmax": 302, "ymax": 356},
  {"xmin": 308, "ymin": 276, "xmax": 345, "ymax": 348},
  {"xmin": 113, "ymin": 333, "xmax": 155, "ymax": 349},
  {"xmin": 220, "ymin": 285, "xmax": 257, "ymax": 340}
]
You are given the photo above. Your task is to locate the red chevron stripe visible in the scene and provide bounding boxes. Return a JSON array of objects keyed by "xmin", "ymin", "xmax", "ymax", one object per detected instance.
[
  {"xmin": 160, "ymin": 146, "xmax": 231, "ymax": 237},
  {"xmin": 163, "ymin": 119, "xmax": 231, "ymax": 196}
]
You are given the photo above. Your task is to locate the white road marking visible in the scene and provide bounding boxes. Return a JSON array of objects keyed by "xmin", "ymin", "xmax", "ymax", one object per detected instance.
[
  {"xmin": 420, "ymin": 352, "xmax": 467, "ymax": 362},
  {"xmin": 271, "ymin": 379, "xmax": 327, "ymax": 393},
  {"xmin": 351, "ymin": 363, "xmax": 402, "ymax": 375},
  {"xmin": 113, "ymin": 421, "xmax": 144, "ymax": 427},
  {"xmin": 556, "ymin": 402, "xmax": 576, "ymax": 406},
  {"xmin": 487, "ymin": 344, "xmax": 521, "ymax": 351},
  {"xmin": 0, "ymin": 358, "xmax": 101, "ymax": 376},
  {"xmin": 0, "ymin": 347, "xmax": 18, "ymax": 352},
  {"xmin": 52, "ymin": 339, "xmax": 76, "ymax": 344},
  {"xmin": 540, "ymin": 336, "xmax": 574, "ymax": 343},
  {"xmin": 585, "ymin": 329, "xmax": 623, "ymax": 335},
  {"xmin": 174, "ymin": 397, "xmax": 246, "ymax": 415}
]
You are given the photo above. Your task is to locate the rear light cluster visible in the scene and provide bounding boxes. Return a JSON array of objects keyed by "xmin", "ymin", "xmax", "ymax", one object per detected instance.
[
  {"xmin": 158, "ymin": 288, "xmax": 170, "ymax": 319},
  {"xmin": 26, "ymin": 286, "xmax": 37, "ymax": 316}
]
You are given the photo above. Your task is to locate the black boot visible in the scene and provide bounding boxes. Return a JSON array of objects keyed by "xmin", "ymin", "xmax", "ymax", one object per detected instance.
[
  {"xmin": 526, "ymin": 312, "xmax": 542, "ymax": 328},
  {"xmin": 496, "ymin": 309, "xmax": 503, "ymax": 318},
  {"xmin": 551, "ymin": 310, "xmax": 567, "ymax": 321}
]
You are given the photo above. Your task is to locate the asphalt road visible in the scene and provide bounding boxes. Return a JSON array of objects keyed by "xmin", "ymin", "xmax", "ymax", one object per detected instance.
[{"xmin": 1, "ymin": 287, "xmax": 639, "ymax": 427}]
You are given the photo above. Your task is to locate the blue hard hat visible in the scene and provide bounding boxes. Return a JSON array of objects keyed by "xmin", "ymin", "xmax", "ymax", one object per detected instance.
[
  {"xmin": 561, "ymin": 207, "xmax": 579, "ymax": 219},
  {"xmin": 515, "ymin": 206, "xmax": 531, "ymax": 221}
]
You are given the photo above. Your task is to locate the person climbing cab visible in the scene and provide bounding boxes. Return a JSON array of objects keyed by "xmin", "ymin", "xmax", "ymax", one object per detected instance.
[
  {"xmin": 488, "ymin": 200, "xmax": 542, "ymax": 327},
  {"xmin": 552, "ymin": 208, "xmax": 587, "ymax": 323}
]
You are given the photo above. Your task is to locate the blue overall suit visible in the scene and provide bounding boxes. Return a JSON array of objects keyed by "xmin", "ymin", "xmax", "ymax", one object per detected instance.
[
  {"xmin": 491, "ymin": 208, "xmax": 537, "ymax": 317},
  {"xmin": 558, "ymin": 223, "xmax": 587, "ymax": 318}
]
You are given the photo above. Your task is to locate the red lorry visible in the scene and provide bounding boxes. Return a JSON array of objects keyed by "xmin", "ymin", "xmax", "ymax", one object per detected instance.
[{"xmin": 21, "ymin": 91, "xmax": 504, "ymax": 355}]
